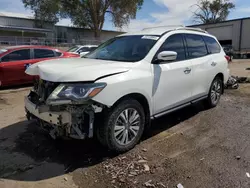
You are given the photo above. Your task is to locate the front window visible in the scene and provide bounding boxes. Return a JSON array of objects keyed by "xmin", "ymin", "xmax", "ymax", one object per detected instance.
[
  {"xmin": 67, "ymin": 46, "xmax": 79, "ymax": 52},
  {"xmin": 85, "ymin": 35, "xmax": 159, "ymax": 62}
]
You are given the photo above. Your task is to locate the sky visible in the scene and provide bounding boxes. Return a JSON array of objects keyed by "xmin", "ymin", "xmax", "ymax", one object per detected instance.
[{"xmin": 0, "ymin": 0, "xmax": 250, "ymax": 32}]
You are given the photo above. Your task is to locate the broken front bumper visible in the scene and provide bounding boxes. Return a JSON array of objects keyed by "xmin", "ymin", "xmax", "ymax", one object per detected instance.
[
  {"xmin": 24, "ymin": 96, "xmax": 95, "ymax": 140},
  {"xmin": 25, "ymin": 96, "xmax": 71, "ymax": 125}
]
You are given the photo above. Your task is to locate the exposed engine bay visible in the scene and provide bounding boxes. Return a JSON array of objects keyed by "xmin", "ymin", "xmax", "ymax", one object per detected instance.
[{"xmin": 25, "ymin": 79, "xmax": 104, "ymax": 140}]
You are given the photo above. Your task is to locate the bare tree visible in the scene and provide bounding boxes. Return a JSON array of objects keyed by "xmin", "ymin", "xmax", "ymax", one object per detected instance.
[{"xmin": 193, "ymin": 0, "xmax": 235, "ymax": 24}]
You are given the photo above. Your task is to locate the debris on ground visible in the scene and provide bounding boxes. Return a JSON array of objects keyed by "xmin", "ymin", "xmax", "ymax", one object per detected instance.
[
  {"xmin": 246, "ymin": 172, "xmax": 250, "ymax": 178},
  {"xmin": 144, "ymin": 164, "xmax": 150, "ymax": 172},
  {"xmin": 157, "ymin": 182, "xmax": 166, "ymax": 187},
  {"xmin": 225, "ymin": 76, "xmax": 239, "ymax": 89},
  {"xmin": 138, "ymin": 159, "xmax": 148, "ymax": 163},
  {"xmin": 144, "ymin": 180, "xmax": 155, "ymax": 187},
  {"xmin": 177, "ymin": 183, "xmax": 184, "ymax": 188},
  {"xmin": 235, "ymin": 155, "xmax": 241, "ymax": 160},
  {"xmin": 103, "ymin": 153, "xmax": 151, "ymax": 185},
  {"xmin": 64, "ymin": 177, "xmax": 68, "ymax": 181},
  {"xmin": 237, "ymin": 76, "xmax": 250, "ymax": 83},
  {"xmin": 142, "ymin": 148, "xmax": 147, "ymax": 152}
]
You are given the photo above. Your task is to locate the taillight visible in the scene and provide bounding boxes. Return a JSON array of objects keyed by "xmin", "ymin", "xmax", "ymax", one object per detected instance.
[{"xmin": 225, "ymin": 55, "xmax": 230, "ymax": 63}]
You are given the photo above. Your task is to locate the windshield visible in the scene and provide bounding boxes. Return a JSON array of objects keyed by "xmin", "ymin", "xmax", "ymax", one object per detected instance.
[
  {"xmin": 67, "ymin": 46, "xmax": 80, "ymax": 52},
  {"xmin": 85, "ymin": 35, "xmax": 159, "ymax": 62}
]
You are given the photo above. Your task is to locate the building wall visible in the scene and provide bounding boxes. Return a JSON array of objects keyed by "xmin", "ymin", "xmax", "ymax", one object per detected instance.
[
  {"xmin": 193, "ymin": 20, "xmax": 242, "ymax": 51},
  {"xmin": 192, "ymin": 18, "xmax": 250, "ymax": 52},
  {"xmin": 0, "ymin": 16, "xmax": 53, "ymax": 30},
  {"xmin": 55, "ymin": 26, "xmax": 124, "ymax": 44},
  {"xmin": 0, "ymin": 16, "xmax": 124, "ymax": 45},
  {"xmin": 240, "ymin": 19, "xmax": 250, "ymax": 51}
]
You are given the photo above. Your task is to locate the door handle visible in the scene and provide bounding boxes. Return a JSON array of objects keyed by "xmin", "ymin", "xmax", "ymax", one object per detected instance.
[
  {"xmin": 211, "ymin": 62, "xmax": 217, "ymax": 66},
  {"xmin": 184, "ymin": 67, "xmax": 191, "ymax": 74}
]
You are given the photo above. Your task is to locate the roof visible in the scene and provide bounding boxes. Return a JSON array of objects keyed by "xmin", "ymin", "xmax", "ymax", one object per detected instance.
[
  {"xmin": 0, "ymin": 25, "xmax": 52, "ymax": 32},
  {"xmin": 0, "ymin": 11, "xmax": 34, "ymax": 20},
  {"xmin": 120, "ymin": 26, "xmax": 208, "ymax": 36},
  {"xmin": 0, "ymin": 12, "xmax": 123, "ymax": 34},
  {"xmin": 78, "ymin": 45, "xmax": 98, "ymax": 48},
  {"xmin": 55, "ymin": 25, "xmax": 125, "ymax": 34},
  {"xmin": 190, "ymin": 17, "xmax": 250, "ymax": 27},
  {"xmin": 3, "ymin": 45, "xmax": 60, "ymax": 50}
]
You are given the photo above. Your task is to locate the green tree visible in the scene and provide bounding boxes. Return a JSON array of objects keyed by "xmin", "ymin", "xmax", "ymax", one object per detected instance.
[
  {"xmin": 193, "ymin": 0, "xmax": 235, "ymax": 24},
  {"xmin": 23, "ymin": 0, "xmax": 144, "ymax": 38}
]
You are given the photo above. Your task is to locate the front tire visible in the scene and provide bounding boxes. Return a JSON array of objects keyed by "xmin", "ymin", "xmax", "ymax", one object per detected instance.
[
  {"xmin": 205, "ymin": 76, "xmax": 223, "ymax": 108},
  {"xmin": 97, "ymin": 99, "xmax": 145, "ymax": 153}
]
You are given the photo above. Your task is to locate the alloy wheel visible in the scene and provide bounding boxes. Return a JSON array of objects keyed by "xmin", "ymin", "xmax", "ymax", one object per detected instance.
[
  {"xmin": 211, "ymin": 80, "xmax": 222, "ymax": 105},
  {"xmin": 114, "ymin": 108, "xmax": 141, "ymax": 146}
]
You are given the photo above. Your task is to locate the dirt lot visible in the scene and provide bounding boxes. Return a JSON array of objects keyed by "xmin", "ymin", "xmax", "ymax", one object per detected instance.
[
  {"xmin": 0, "ymin": 83, "xmax": 250, "ymax": 188},
  {"xmin": 229, "ymin": 60, "xmax": 250, "ymax": 77}
]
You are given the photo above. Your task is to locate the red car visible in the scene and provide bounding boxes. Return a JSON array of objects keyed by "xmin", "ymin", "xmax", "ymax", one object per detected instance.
[{"xmin": 0, "ymin": 45, "xmax": 79, "ymax": 87}]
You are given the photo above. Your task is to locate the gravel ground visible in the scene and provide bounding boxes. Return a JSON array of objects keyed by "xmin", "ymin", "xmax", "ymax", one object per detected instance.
[{"xmin": 0, "ymin": 84, "xmax": 250, "ymax": 188}]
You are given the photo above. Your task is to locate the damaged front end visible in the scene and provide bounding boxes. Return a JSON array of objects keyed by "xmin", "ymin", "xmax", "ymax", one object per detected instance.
[{"xmin": 25, "ymin": 79, "xmax": 105, "ymax": 140}]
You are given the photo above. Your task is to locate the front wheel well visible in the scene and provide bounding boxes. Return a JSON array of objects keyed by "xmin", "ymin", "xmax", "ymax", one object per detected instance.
[{"xmin": 111, "ymin": 93, "xmax": 151, "ymax": 130}]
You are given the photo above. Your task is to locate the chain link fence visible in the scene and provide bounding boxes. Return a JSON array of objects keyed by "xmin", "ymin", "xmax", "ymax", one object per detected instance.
[{"xmin": 0, "ymin": 36, "xmax": 104, "ymax": 48}]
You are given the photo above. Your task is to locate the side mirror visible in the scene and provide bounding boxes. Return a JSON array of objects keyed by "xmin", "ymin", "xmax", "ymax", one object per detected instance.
[{"xmin": 155, "ymin": 51, "xmax": 177, "ymax": 63}]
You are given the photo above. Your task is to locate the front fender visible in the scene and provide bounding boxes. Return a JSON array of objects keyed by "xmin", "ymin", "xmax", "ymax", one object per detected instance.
[{"xmin": 92, "ymin": 69, "xmax": 153, "ymax": 115}]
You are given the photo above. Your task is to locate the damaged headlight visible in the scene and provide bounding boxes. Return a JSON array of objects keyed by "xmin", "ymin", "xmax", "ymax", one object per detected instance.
[{"xmin": 47, "ymin": 83, "xmax": 106, "ymax": 104}]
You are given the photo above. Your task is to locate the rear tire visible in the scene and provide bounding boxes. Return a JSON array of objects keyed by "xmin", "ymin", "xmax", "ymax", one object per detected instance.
[
  {"xmin": 205, "ymin": 76, "xmax": 223, "ymax": 108},
  {"xmin": 97, "ymin": 99, "xmax": 145, "ymax": 153}
]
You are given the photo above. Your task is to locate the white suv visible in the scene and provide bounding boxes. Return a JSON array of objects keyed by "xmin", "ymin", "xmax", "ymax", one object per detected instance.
[{"xmin": 25, "ymin": 26, "xmax": 229, "ymax": 152}]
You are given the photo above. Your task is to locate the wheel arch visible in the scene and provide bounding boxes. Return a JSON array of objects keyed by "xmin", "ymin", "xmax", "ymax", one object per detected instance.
[
  {"xmin": 111, "ymin": 93, "xmax": 152, "ymax": 131},
  {"xmin": 113, "ymin": 93, "xmax": 150, "ymax": 116},
  {"xmin": 215, "ymin": 72, "xmax": 224, "ymax": 94}
]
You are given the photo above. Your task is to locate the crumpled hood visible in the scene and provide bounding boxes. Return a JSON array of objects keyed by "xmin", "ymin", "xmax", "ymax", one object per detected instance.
[{"xmin": 26, "ymin": 58, "xmax": 132, "ymax": 82}]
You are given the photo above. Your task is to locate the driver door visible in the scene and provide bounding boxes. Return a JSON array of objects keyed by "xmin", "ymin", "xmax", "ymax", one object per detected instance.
[{"xmin": 152, "ymin": 34, "xmax": 193, "ymax": 115}]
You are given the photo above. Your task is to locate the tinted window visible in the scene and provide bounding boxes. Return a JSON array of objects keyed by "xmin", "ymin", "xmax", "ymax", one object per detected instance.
[
  {"xmin": 2, "ymin": 49, "xmax": 30, "ymax": 62},
  {"xmin": 34, "ymin": 49, "xmax": 55, "ymax": 59},
  {"xmin": 158, "ymin": 34, "xmax": 186, "ymax": 61},
  {"xmin": 185, "ymin": 34, "xmax": 208, "ymax": 58},
  {"xmin": 78, "ymin": 47, "xmax": 90, "ymax": 53},
  {"xmin": 203, "ymin": 36, "xmax": 221, "ymax": 54},
  {"xmin": 89, "ymin": 47, "xmax": 97, "ymax": 52},
  {"xmin": 55, "ymin": 51, "xmax": 62, "ymax": 57},
  {"xmin": 67, "ymin": 46, "xmax": 79, "ymax": 52}
]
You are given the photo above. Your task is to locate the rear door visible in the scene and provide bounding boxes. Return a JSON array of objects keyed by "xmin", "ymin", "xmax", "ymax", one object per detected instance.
[
  {"xmin": 0, "ymin": 49, "xmax": 31, "ymax": 85},
  {"xmin": 202, "ymin": 36, "xmax": 224, "ymax": 86},
  {"xmin": 184, "ymin": 34, "xmax": 210, "ymax": 99}
]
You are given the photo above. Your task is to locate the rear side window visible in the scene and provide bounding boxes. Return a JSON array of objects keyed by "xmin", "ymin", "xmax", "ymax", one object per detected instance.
[
  {"xmin": 2, "ymin": 49, "xmax": 30, "ymax": 62},
  {"xmin": 158, "ymin": 34, "xmax": 186, "ymax": 61},
  {"xmin": 185, "ymin": 34, "xmax": 208, "ymax": 58},
  {"xmin": 34, "ymin": 49, "xmax": 55, "ymax": 59},
  {"xmin": 203, "ymin": 36, "xmax": 221, "ymax": 54}
]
